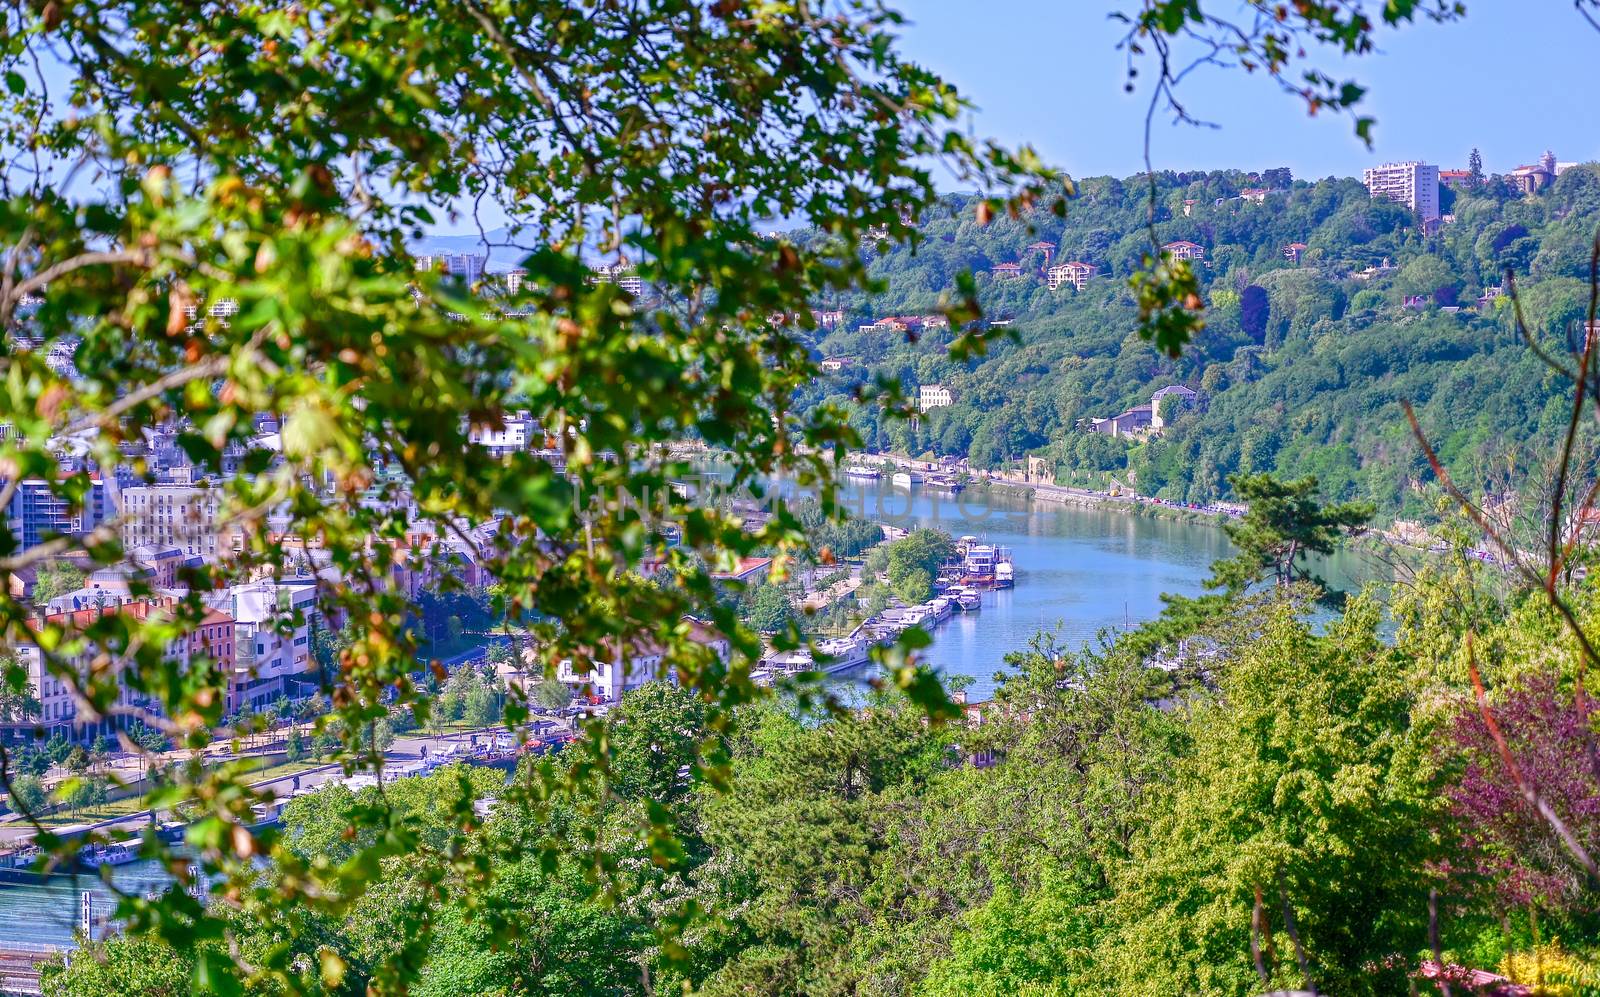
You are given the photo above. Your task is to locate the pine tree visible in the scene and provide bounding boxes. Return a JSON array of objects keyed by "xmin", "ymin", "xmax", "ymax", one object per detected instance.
[{"xmin": 1469, "ymin": 147, "xmax": 1485, "ymax": 188}]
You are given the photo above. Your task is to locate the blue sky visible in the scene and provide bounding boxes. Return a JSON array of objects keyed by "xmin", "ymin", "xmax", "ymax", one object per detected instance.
[
  {"xmin": 894, "ymin": 2, "xmax": 1598, "ymax": 182},
  {"xmin": 433, "ymin": 4, "xmax": 1596, "ymax": 237}
]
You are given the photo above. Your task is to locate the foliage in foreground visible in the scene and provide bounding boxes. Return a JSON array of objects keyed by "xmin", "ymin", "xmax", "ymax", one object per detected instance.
[{"xmin": 44, "ymin": 561, "xmax": 1600, "ymax": 994}]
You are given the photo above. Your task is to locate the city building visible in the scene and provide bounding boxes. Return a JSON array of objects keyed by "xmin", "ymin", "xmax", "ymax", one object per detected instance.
[
  {"xmin": 503, "ymin": 267, "xmax": 529, "ymax": 294},
  {"xmin": 990, "ymin": 262, "xmax": 1025, "ymax": 281},
  {"xmin": 1024, "ymin": 240, "xmax": 1056, "ymax": 268},
  {"xmin": 4, "ymin": 475, "xmax": 108, "ymax": 554},
  {"xmin": 1046, "ymin": 261, "xmax": 1098, "ymax": 291},
  {"xmin": 119, "ymin": 484, "xmax": 225, "ymax": 559},
  {"xmin": 919, "ymin": 383, "xmax": 955, "ymax": 413},
  {"xmin": 466, "ymin": 411, "xmax": 540, "ymax": 457},
  {"xmin": 819, "ymin": 357, "xmax": 853, "ymax": 373},
  {"xmin": 190, "ymin": 609, "xmax": 240, "ymax": 712},
  {"xmin": 208, "ymin": 579, "xmax": 320, "ymax": 710},
  {"xmin": 1362, "ymin": 161, "xmax": 1440, "ymax": 220},
  {"xmin": 442, "ymin": 253, "xmax": 486, "ymax": 283},
  {"xmin": 589, "ymin": 262, "xmax": 645, "ymax": 295},
  {"xmin": 1150, "ymin": 384, "xmax": 1198, "ymax": 430},
  {"xmin": 1162, "ymin": 240, "xmax": 1205, "ymax": 262},
  {"xmin": 553, "ymin": 617, "xmax": 732, "ymax": 702},
  {"xmin": 10, "ymin": 600, "xmax": 188, "ymax": 743},
  {"xmin": 811, "ymin": 309, "xmax": 846, "ymax": 329},
  {"xmin": 1438, "ymin": 169, "xmax": 1473, "ymax": 189},
  {"xmin": 1091, "ymin": 405, "xmax": 1152, "ymax": 438},
  {"xmin": 1509, "ymin": 151, "xmax": 1559, "ymax": 194}
]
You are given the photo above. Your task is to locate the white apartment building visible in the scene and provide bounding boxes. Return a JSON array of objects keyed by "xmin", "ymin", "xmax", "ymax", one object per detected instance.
[
  {"xmin": 504, "ymin": 267, "xmax": 529, "ymax": 294},
  {"xmin": 466, "ymin": 412, "xmax": 540, "ymax": 457},
  {"xmin": 1362, "ymin": 161, "xmax": 1440, "ymax": 221},
  {"xmin": 414, "ymin": 253, "xmax": 486, "ymax": 284},
  {"xmin": 590, "ymin": 263, "xmax": 645, "ymax": 296},
  {"xmin": 119, "ymin": 484, "xmax": 224, "ymax": 559},
  {"xmin": 1046, "ymin": 261, "xmax": 1097, "ymax": 291},
  {"xmin": 553, "ymin": 619, "xmax": 731, "ymax": 702},
  {"xmin": 209, "ymin": 579, "xmax": 320, "ymax": 708},
  {"xmin": 919, "ymin": 383, "xmax": 955, "ymax": 413}
]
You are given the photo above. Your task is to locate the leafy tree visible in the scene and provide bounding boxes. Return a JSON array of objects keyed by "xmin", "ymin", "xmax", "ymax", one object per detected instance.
[
  {"xmin": 29, "ymin": 560, "xmax": 86, "ymax": 607},
  {"xmin": 885, "ymin": 529, "xmax": 955, "ymax": 604},
  {"xmin": 40, "ymin": 935, "xmax": 196, "ymax": 997},
  {"xmin": 0, "ymin": 653, "xmax": 39, "ymax": 727},
  {"xmin": 5, "ymin": 774, "xmax": 46, "ymax": 817},
  {"xmin": 285, "ymin": 727, "xmax": 306, "ymax": 764},
  {"xmin": 533, "ymin": 678, "xmax": 573, "ymax": 711},
  {"xmin": 465, "ymin": 683, "xmax": 497, "ymax": 729},
  {"xmin": 609, "ymin": 682, "xmax": 712, "ymax": 810},
  {"xmin": 1208, "ymin": 473, "xmax": 1373, "ymax": 593},
  {"xmin": 1239, "ymin": 283, "xmax": 1271, "ymax": 343},
  {"xmin": 1104, "ymin": 600, "xmax": 1437, "ymax": 997},
  {"xmin": 745, "ymin": 584, "xmax": 796, "ymax": 634}
]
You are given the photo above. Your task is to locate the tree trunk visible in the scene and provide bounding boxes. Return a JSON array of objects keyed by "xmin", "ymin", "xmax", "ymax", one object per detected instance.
[
  {"xmin": 1278, "ymin": 874, "xmax": 1316, "ymax": 994},
  {"xmin": 1251, "ymin": 885, "xmax": 1271, "ymax": 987}
]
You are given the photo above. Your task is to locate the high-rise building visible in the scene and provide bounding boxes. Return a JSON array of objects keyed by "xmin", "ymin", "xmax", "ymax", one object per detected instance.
[
  {"xmin": 4, "ymin": 476, "xmax": 107, "ymax": 553},
  {"xmin": 413, "ymin": 252, "xmax": 486, "ymax": 284},
  {"xmin": 1362, "ymin": 161, "xmax": 1440, "ymax": 220},
  {"xmin": 441, "ymin": 253, "xmax": 486, "ymax": 284}
]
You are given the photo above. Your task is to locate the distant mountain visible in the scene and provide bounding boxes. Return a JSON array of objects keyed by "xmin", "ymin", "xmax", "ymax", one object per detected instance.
[
  {"xmin": 409, "ymin": 228, "xmax": 527, "ymax": 270},
  {"xmin": 413, "ymin": 212, "xmax": 812, "ymax": 271}
]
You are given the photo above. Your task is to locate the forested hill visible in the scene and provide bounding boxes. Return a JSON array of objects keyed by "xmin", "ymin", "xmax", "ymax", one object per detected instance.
[{"xmin": 797, "ymin": 167, "xmax": 1600, "ymax": 517}]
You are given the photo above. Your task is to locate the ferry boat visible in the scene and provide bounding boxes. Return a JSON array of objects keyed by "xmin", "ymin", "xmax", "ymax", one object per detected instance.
[
  {"xmin": 994, "ymin": 560, "xmax": 1014, "ymax": 588},
  {"xmin": 963, "ymin": 544, "xmax": 997, "ymax": 578},
  {"xmin": 82, "ymin": 843, "xmax": 138, "ymax": 869},
  {"xmin": 814, "ymin": 637, "xmax": 870, "ymax": 672},
  {"xmin": 890, "ymin": 470, "xmax": 921, "ymax": 488}
]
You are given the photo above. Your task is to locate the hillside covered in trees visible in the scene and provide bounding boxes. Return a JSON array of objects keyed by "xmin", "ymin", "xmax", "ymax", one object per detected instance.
[{"xmin": 801, "ymin": 165, "xmax": 1600, "ymax": 517}]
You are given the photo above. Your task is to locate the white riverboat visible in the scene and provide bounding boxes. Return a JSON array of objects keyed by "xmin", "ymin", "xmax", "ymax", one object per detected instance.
[
  {"xmin": 82, "ymin": 843, "xmax": 138, "ymax": 869},
  {"xmin": 995, "ymin": 560, "xmax": 1014, "ymax": 588},
  {"xmin": 842, "ymin": 464, "xmax": 882, "ymax": 479},
  {"xmin": 891, "ymin": 470, "xmax": 921, "ymax": 488},
  {"xmin": 952, "ymin": 586, "xmax": 981, "ymax": 612}
]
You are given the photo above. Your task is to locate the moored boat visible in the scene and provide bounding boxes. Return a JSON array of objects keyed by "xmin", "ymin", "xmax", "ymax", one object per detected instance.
[{"xmin": 82, "ymin": 843, "xmax": 138, "ymax": 869}]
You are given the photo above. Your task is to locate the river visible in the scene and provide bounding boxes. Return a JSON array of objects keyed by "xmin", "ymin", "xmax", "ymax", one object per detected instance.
[
  {"xmin": 1, "ymin": 476, "xmax": 1381, "ymax": 949},
  {"xmin": 0, "ymin": 860, "xmax": 175, "ymax": 950},
  {"xmin": 831, "ymin": 477, "xmax": 1377, "ymax": 699}
]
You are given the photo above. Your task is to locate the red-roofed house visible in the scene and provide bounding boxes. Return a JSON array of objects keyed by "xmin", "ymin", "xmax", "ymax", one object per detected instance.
[
  {"xmin": 1284, "ymin": 242, "xmax": 1308, "ymax": 264},
  {"xmin": 1162, "ymin": 240, "xmax": 1205, "ymax": 261},
  {"xmin": 712, "ymin": 556, "xmax": 773, "ymax": 583},
  {"xmin": 990, "ymin": 262, "xmax": 1025, "ymax": 280}
]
